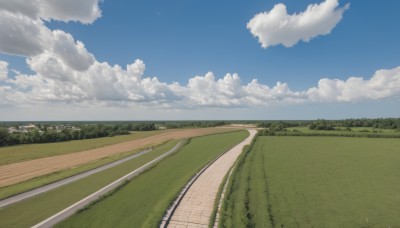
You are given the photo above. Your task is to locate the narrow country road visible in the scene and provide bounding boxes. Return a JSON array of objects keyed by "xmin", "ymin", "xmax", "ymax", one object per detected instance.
[
  {"xmin": 163, "ymin": 129, "xmax": 257, "ymax": 227},
  {"xmin": 0, "ymin": 148, "xmax": 153, "ymax": 208},
  {"xmin": 32, "ymin": 140, "xmax": 186, "ymax": 228}
]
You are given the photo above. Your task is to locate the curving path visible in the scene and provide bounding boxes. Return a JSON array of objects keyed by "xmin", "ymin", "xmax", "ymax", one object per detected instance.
[
  {"xmin": 0, "ymin": 148, "xmax": 153, "ymax": 208},
  {"xmin": 164, "ymin": 129, "xmax": 257, "ymax": 228}
]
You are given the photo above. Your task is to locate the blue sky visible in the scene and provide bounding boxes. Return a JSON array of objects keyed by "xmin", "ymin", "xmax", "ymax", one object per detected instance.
[{"xmin": 0, "ymin": 0, "xmax": 399, "ymax": 120}]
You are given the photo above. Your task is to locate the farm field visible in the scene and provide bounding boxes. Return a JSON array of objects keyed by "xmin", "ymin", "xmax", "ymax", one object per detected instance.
[
  {"xmin": 0, "ymin": 140, "xmax": 179, "ymax": 228},
  {"xmin": 282, "ymin": 127, "xmax": 400, "ymax": 137},
  {"xmin": 0, "ymin": 131, "xmax": 161, "ymax": 166},
  {"xmin": 56, "ymin": 130, "xmax": 249, "ymax": 228},
  {"xmin": 0, "ymin": 141, "xmax": 169, "ymax": 200},
  {"xmin": 220, "ymin": 136, "xmax": 400, "ymax": 227},
  {"xmin": 0, "ymin": 127, "xmax": 238, "ymax": 187}
]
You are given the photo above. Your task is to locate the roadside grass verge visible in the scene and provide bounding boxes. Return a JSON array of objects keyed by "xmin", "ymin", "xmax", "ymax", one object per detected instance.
[
  {"xmin": 220, "ymin": 136, "xmax": 400, "ymax": 227},
  {"xmin": 210, "ymin": 132, "xmax": 259, "ymax": 228},
  {"xmin": 219, "ymin": 134, "xmax": 264, "ymax": 227},
  {"xmin": 55, "ymin": 130, "xmax": 249, "ymax": 228},
  {"xmin": 0, "ymin": 140, "xmax": 179, "ymax": 228},
  {"xmin": 0, "ymin": 131, "xmax": 161, "ymax": 165}
]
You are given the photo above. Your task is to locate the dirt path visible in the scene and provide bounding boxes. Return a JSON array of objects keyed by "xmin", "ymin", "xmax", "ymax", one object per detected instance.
[
  {"xmin": 166, "ymin": 129, "xmax": 257, "ymax": 227},
  {"xmin": 0, "ymin": 128, "xmax": 238, "ymax": 187}
]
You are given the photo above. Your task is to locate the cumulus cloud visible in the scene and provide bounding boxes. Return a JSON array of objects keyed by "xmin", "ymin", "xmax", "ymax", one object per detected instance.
[
  {"xmin": 0, "ymin": 61, "xmax": 8, "ymax": 80},
  {"xmin": 0, "ymin": 0, "xmax": 101, "ymax": 23},
  {"xmin": 51, "ymin": 31, "xmax": 95, "ymax": 71},
  {"xmin": 307, "ymin": 67, "xmax": 400, "ymax": 102},
  {"xmin": 2, "ymin": 55, "xmax": 399, "ymax": 108},
  {"xmin": 40, "ymin": 0, "xmax": 102, "ymax": 24},
  {"xmin": 0, "ymin": 0, "xmax": 398, "ymax": 110},
  {"xmin": 0, "ymin": 11, "xmax": 49, "ymax": 56},
  {"xmin": 247, "ymin": 0, "xmax": 349, "ymax": 48},
  {"xmin": 0, "ymin": 0, "xmax": 98, "ymax": 71}
]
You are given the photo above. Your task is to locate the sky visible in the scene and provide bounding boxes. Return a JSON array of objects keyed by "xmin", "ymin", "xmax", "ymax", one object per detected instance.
[{"xmin": 0, "ymin": 0, "xmax": 399, "ymax": 120}]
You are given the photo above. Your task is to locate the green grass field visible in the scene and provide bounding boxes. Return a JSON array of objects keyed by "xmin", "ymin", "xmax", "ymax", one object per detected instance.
[
  {"xmin": 0, "ymin": 140, "xmax": 179, "ymax": 228},
  {"xmin": 0, "ymin": 131, "xmax": 161, "ymax": 165},
  {"xmin": 220, "ymin": 136, "xmax": 400, "ymax": 227},
  {"xmin": 56, "ymin": 130, "xmax": 249, "ymax": 228},
  {"xmin": 282, "ymin": 127, "xmax": 400, "ymax": 137}
]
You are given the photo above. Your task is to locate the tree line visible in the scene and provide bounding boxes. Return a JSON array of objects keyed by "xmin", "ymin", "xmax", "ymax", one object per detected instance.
[
  {"xmin": 257, "ymin": 118, "xmax": 400, "ymax": 130},
  {"xmin": 0, "ymin": 121, "xmax": 228, "ymax": 147},
  {"xmin": 0, "ymin": 123, "xmax": 157, "ymax": 146}
]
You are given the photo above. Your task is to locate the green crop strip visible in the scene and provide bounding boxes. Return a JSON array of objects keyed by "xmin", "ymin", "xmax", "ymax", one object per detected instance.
[{"xmin": 220, "ymin": 136, "xmax": 400, "ymax": 227}]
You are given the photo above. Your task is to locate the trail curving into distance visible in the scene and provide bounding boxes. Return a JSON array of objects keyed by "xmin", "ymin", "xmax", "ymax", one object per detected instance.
[{"xmin": 162, "ymin": 129, "xmax": 257, "ymax": 228}]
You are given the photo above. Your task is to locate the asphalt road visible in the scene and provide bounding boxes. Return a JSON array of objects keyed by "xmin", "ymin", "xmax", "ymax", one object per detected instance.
[
  {"xmin": 32, "ymin": 140, "xmax": 185, "ymax": 228},
  {"xmin": 0, "ymin": 148, "xmax": 153, "ymax": 209}
]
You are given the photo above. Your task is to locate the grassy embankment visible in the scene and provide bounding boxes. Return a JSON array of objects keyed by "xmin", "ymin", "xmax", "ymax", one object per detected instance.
[
  {"xmin": 0, "ymin": 131, "xmax": 164, "ymax": 199},
  {"xmin": 220, "ymin": 136, "xmax": 400, "ymax": 227},
  {"xmin": 56, "ymin": 130, "xmax": 249, "ymax": 228},
  {"xmin": 0, "ymin": 140, "xmax": 180, "ymax": 228},
  {"xmin": 0, "ymin": 131, "xmax": 161, "ymax": 165}
]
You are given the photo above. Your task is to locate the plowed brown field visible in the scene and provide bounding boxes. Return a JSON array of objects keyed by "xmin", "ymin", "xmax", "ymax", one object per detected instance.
[{"xmin": 0, "ymin": 128, "xmax": 238, "ymax": 187}]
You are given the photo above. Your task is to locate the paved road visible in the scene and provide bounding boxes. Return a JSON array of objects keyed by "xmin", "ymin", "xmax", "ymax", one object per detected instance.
[
  {"xmin": 164, "ymin": 129, "xmax": 257, "ymax": 228},
  {"xmin": 0, "ymin": 148, "xmax": 152, "ymax": 208},
  {"xmin": 32, "ymin": 140, "xmax": 186, "ymax": 228}
]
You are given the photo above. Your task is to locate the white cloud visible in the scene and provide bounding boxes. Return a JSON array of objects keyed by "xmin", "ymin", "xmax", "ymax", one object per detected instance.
[
  {"xmin": 1, "ymin": 54, "xmax": 400, "ymax": 108},
  {"xmin": 0, "ymin": 0, "xmax": 399, "ymax": 111},
  {"xmin": 247, "ymin": 0, "xmax": 349, "ymax": 48},
  {"xmin": 0, "ymin": 0, "xmax": 41, "ymax": 19},
  {"xmin": 0, "ymin": 61, "xmax": 8, "ymax": 80},
  {"xmin": 0, "ymin": 0, "xmax": 99, "ymax": 71},
  {"xmin": 0, "ymin": 0, "xmax": 101, "ymax": 23},
  {"xmin": 51, "ymin": 30, "xmax": 95, "ymax": 71},
  {"xmin": 40, "ymin": 0, "xmax": 102, "ymax": 24},
  {"xmin": 307, "ymin": 67, "xmax": 400, "ymax": 102},
  {"xmin": 0, "ymin": 11, "xmax": 50, "ymax": 56}
]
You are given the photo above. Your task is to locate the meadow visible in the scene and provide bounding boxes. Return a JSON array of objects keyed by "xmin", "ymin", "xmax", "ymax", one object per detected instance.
[
  {"xmin": 0, "ymin": 131, "xmax": 161, "ymax": 165},
  {"xmin": 0, "ymin": 140, "xmax": 178, "ymax": 228},
  {"xmin": 56, "ymin": 130, "xmax": 249, "ymax": 228},
  {"xmin": 220, "ymin": 136, "xmax": 400, "ymax": 227}
]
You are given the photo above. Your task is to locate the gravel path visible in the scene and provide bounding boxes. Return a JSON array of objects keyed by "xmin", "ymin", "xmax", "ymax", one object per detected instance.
[
  {"xmin": 165, "ymin": 129, "xmax": 257, "ymax": 228},
  {"xmin": 0, "ymin": 148, "xmax": 153, "ymax": 208}
]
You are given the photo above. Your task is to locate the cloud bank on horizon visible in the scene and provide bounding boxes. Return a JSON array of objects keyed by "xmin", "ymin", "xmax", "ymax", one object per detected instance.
[{"xmin": 0, "ymin": 0, "xmax": 399, "ymax": 111}]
